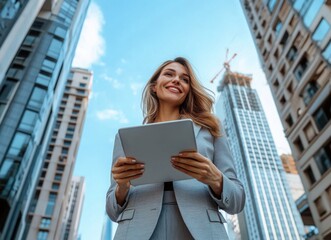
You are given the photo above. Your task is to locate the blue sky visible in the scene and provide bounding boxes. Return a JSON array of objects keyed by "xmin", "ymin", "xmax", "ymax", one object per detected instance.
[{"xmin": 72, "ymin": 1, "xmax": 291, "ymax": 239}]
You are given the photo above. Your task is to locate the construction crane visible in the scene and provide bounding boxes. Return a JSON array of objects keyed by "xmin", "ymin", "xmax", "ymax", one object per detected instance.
[{"xmin": 210, "ymin": 48, "xmax": 237, "ymax": 83}]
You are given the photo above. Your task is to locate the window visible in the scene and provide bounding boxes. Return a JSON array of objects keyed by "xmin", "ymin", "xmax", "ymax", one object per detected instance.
[
  {"xmin": 47, "ymin": 38, "xmax": 63, "ymax": 59},
  {"xmin": 41, "ymin": 58, "xmax": 56, "ymax": 73},
  {"xmin": 65, "ymin": 133, "xmax": 73, "ymax": 139},
  {"xmin": 314, "ymin": 196, "xmax": 327, "ymax": 217},
  {"xmin": 36, "ymin": 72, "xmax": 52, "ymax": 87},
  {"xmin": 79, "ymin": 83, "xmax": 86, "ymax": 87},
  {"xmin": 0, "ymin": 158, "xmax": 18, "ymax": 181},
  {"xmin": 6, "ymin": 63, "xmax": 24, "ymax": 80},
  {"xmin": 303, "ymin": 122, "xmax": 316, "ymax": 143},
  {"xmin": 54, "ymin": 173, "xmax": 62, "ymax": 181},
  {"xmin": 45, "ymin": 193, "xmax": 57, "ymax": 215},
  {"xmin": 313, "ymin": 96, "xmax": 331, "ymax": 131},
  {"xmin": 37, "ymin": 230, "xmax": 48, "ymax": 240},
  {"xmin": 54, "ymin": 27, "xmax": 67, "ymax": 39},
  {"xmin": 72, "ymin": 109, "xmax": 79, "ymax": 115},
  {"xmin": 19, "ymin": 110, "xmax": 38, "ymax": 132},
  {"xmin": 76, "ymin": 89, "xmax": 85, "ymax": 94},
  {"xmin": 57, "ymin": 164, "xmax": 65, "ymax": 171},
  {"xmin": 294, "ymin": 55, "xmax": 309, "ymax": 81},
  {"xmin": 274, "ymin": 19, "xmax": 283, "ymax": 37},
  {"xmin": 8, "ymin": 132, "xmax": 30, "ymax": 157},
  {"xmin": 273, "ymin": 78, "xmax": 279, "ymax": 90},
  {"xmin": 279, "ymin": 31, "xmax": 289, "ymax": 46},
  {"xmin": 303, "ymin": 0, "xmax": 323, "ymax": 27},
  {"xmin": 322, "ymin": 40, "xmax": 331, "ymax": 64},
  {"xmin": 15, "ymin": 49, "xmax": 30, "ymax": 64},
  {"xmin": 267, "ymin": 0, "xmax": 277, "ymax": 12},
  {"xmin": 40, "ymin": 218, "xmax": 51, "ymax": 228},
  {"xmin": 293, "ymin": 0, "xmax": 305, "ymax": 12},
  {"xmin": 52, "ymin": 183, "xmax": 60, "ymax": 190},
  {"xmin": 61, "ymin": 148, "xmax": 68, "ymax": 155},
  {"xmin": 314, "ymin": 145, "xmax": 331, "ymax": 175},
  {"xmin": 312, "ymin": 18, "xmax": 330, "ymax": 45},
  {"xmin": 28, "ymin": 87, "xmax": 47, "ymax": 110},
  {"xmin": 301, "ymin": 81, "xmax": 319, "ymax": 106},
  {"xmin": 67, "ymin": 124, "xmax": 75, "ymax": 132},
  {"xmin": 327, "ymin": 185, "xmax": 331, "ymax": 204},
  {"xmin": 0, "ymin": 80, "xmax": 17, "ymax": 102},
  {"xmin": 294, "ymin": 137, "xmax": 304, "ymax": 153}
]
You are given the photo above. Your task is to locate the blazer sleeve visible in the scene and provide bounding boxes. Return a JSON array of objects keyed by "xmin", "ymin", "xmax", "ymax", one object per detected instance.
[
  {"xmin": 208, "ymin": 134, "xmax": 246, "ymax": 214},
  {"xmin": 106, "ymin": 133, "xmax": 132, "ymax": 221}
]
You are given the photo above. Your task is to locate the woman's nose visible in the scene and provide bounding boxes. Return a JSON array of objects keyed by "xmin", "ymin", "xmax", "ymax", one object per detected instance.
[{"xmin": 172, "ymin": 76, "xmax": 180, "ymax": 84}]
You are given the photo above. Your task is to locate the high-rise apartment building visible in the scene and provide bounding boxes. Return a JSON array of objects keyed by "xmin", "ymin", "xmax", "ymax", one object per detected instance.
[
  {"xmin": 239, "ymin": 1, "xmax": 331, "ymax": 238},
  {"xmin": 216, "ymin": 71, "xmax": 304, "ymax": 239},
  {"xmin": 61, "ymin": 176, "xmax": 85, "ymax": 240},
  {"xmin": 26, "ymin": 68, "xmax": 91, "ymax": 239},
  {"xmin": 281, "ymin": 153, "xmax": 298, "ymax": 174},
  {"xmin": 0, "ymin": 0, "xmax": 90, "ymax": 239}
]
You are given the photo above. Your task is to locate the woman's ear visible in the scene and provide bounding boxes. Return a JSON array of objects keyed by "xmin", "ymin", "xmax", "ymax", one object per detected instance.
[{"xmin": 151, "ymin": 85, "xmax": 156, "ymax": 93}]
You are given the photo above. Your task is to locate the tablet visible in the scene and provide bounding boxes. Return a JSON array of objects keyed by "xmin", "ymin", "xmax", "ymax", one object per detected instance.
[{"xmin": 118, "ymin": 119, "xmax": 197, "ymax": 186}]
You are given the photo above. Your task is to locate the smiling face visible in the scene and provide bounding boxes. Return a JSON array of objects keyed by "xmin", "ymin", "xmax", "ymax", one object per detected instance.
[{"xmin": 152, "ymin": 62, "xmax": 190, "ymax": 109}]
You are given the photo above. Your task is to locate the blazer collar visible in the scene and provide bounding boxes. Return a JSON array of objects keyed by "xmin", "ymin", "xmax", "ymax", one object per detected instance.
[{"xmin": 193, "ymin": 122, "xmax": 201, "ymax": 137}]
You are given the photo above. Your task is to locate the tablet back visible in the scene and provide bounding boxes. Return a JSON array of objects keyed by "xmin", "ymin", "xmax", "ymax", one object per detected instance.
[{"xmin": 118, "ymin": 119, "xmax": 196, "ymax": 186}]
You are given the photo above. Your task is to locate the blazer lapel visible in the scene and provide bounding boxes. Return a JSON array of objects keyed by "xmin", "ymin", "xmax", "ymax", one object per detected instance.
[{"xmin": 193, "ymin": 123, "xmax": 201, "ymax": 137}]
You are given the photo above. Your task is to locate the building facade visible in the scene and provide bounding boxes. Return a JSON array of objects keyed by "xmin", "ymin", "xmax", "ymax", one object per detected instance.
[
  {"xmin": 239, "ymin": 1, "xmax": 331, "ymax": 238},
  {"xmin": 216, "ymin": 71, "xmax": 304, "ymax": 239},
  {"xmin": 26, "ymin": 68, "xmax": 91, "ymax": 239},
  {"xmin": 61, "ymin": 176, "xmax": 85, "ymax": 240},
  {"xmin": 0, "ymin": 1, "xmax": 90, "ymax": 239},
  {"xmin": 0, "ymin": 0, "xmax": 47, "ymax": 83}
]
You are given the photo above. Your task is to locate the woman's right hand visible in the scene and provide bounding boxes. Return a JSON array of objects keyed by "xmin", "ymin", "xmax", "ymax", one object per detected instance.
[{"xmin": 112, "ymin": 157, "xmax": 144, "ymax": 205}]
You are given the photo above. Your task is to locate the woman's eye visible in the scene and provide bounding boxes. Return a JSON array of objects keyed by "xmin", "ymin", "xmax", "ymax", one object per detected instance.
[{"xmin": 182, "ymin": 78, "xmax": 189, "ymax": 83}]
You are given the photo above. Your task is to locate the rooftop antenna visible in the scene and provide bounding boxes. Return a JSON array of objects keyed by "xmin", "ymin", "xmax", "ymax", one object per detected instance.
[{"xmin": 210, "ymin": 48, "xmax": 237, "ymax": 83}]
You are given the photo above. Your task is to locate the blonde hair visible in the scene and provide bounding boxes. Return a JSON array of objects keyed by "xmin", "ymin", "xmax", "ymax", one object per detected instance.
[{"xmin": 142, "ymin": 57, "xmax": 221, "ymax": 137}]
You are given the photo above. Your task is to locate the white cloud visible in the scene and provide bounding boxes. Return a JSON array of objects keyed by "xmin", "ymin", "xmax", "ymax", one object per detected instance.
[
  {"xmin": 116, "ymin": 68, "xmax": 123, "ymax": 75},
  {"xmin": 100, "ymin": 74, "xmax": 124, "ymax": 89},
  {"xmin": 130, "ymin": 82, "xmax": 144, "ymax": 96},
  {"xmin": 96, "ymin": 109, "xmax": 129, "ymax": 123},
  {"xmin": 72, "ymin": 2, "xmax": 105, "ymax": 68}
]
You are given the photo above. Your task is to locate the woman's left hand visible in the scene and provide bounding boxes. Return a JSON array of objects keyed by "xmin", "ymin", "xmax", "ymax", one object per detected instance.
[{"xmin": 171, "ymin": 151, "xmax": 223, "ymax": 196}]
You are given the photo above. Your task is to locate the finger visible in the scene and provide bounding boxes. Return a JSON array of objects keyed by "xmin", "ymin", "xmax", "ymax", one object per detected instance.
[
  {"xmin": 114, "ymin": 170, "xmax": 144, "ymax": 183},
  {"xmin": 177, "ymin": 152, "xmax": 205, "ymax": 162},
  {"xmin": 172, "ymin": 159, "xmax": 208, "ymax": 175},
  {"xmin": 112, "ymin": 163, "xmax": 144, "ymax": 174},
  {"xmin": 115, "ymin": 157, "xmax": 137, "ymax": 166},
  {"xmin": 113, "ymin": 168, "xmax": 144, "ymax": 180},
  {"xmin": 171, "ymin": 156, "xmax": 205, "ymax": 169},
  {"xmin": 172, "ymin": 164, "xmax": 207, "ymax": 182}
]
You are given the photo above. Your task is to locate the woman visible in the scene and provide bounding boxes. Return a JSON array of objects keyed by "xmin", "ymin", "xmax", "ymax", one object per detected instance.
[{"xmin": 106, "ymin": 57, "xmax": 245, "ymax": 240}]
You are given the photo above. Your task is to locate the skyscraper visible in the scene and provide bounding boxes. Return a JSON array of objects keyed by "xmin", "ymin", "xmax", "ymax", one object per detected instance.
[
  {"xmin": 101, "ymin": 213, "xmax": 113, "ymax": 240},
  {"xmin": 26, "ymin": 68, "xmax": 92, "ymax": 239},
  {"xmin": 239, "ymin": 1, "xmax": 331, "ymax": 238},
  {"xmin": 0, "ymin": 0, "xmax": 90, "ymax": 239},
  {"xmin": 0, "ymin": 0, "xmax": 47, "ymax": 83},
  {"xmin": 61, "ymin": 176, "xmax": 85, "ymax": 240},
  {"xmin": 216, "ymin": 71, "xmax": 304, "ymax": 239}
]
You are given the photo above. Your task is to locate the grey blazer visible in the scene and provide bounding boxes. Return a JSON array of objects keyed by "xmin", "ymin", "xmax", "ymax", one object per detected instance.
[{"xmin": 106, "ymin": 123, "xmax": 245, "ymax": 240}]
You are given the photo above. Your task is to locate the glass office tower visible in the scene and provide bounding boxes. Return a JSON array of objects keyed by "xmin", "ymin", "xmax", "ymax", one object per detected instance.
[
  {"xmin": 0, "ymin": 0, "xmax": 90, "ymax": 239},
  {"xmin": 216, "ymin": 71, "xmax": 304, "ymax": 239}
]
